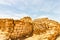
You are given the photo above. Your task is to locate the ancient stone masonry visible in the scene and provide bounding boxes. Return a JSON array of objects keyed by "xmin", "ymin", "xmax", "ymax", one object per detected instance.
[
  {"xmin": 0, "ymin": 17, "xmax": 33, "ymax": 40},
  {"xmin": 0, "ymin": 19, "xmax": 14, "ymax": 40},
  {"xmin": 32, "ymin": 18, "xmax": 60, "ymax": 40},
  {"xmin": 0, "ymin": 17, "xmax": 60, "ymax": 40}
]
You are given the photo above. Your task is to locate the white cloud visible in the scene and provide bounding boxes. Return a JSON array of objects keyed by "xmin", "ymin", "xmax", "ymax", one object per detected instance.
[
  {"xmin": 0, "ymin": 0, "xmax": 16, "ymax": 6},
  {"xmin": 52, "ymin": 5, "xmax": 60, "ymax": 14},
  {"xmin": 0, "ymin": 0, "xmax": 29, "ymax": 6},
  {"xmin": 0, "ymin": 10, "xmax": 29, "ymax": 19},
  {"xmin": 0, "ymin": 0, "xmax": 60, "ymax": 14},
  {"xmin": 41, "ymin": 1, "xmax": 60, "ymax": 14},
  {"xmin": 0, "ymin": 0, "xmax": 60, "ymax": 22},
  {"xmin": 13, "ymin": 13, "xmax": 29, "ymax": 19},
  {"xmin": 36, "ymin": 15, "xmax": 60, "ymax": 22},
  {"xmin": 39, "ymin": 0, "xmax": 54, "ymax": 12},
  {"xmin": 32, "ymin": 0, "xmax": 43, "ymax": 5},
  {"xmin": 36, "ymin": 15, "xmax": 49, "ymax": 19}
]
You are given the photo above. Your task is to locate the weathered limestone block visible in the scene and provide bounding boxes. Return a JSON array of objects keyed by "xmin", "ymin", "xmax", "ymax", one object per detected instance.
[
  {"xmin": 10, "ymin": 20, "xmax": 33, "ymax": 39},
  {"xmin": 5, "ymin": 19, "xmax": 14, "ymax": 32},
  {"xmin": 32, "ymin": 18, "xmax": 60, "ymax": 40},
  {"xmin": 0, "ymin": 19, "xmax": 14, "ymax": 40},
  {"xmin": 0, "ymin": 19, "xmax": 5, "ymax": 30},
  {"xmin": 0, "ymin": 19, "xmax": 14, "ymax": 32},
  {"xmin": 20, "ymin": 16, "xmax": 32, "ymax": 23}
]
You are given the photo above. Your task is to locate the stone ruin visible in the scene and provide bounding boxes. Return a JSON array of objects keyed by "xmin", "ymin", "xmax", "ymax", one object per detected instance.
[{"xmin": 0, "ymin": 17, "xmax": 60, "ymax": 40}]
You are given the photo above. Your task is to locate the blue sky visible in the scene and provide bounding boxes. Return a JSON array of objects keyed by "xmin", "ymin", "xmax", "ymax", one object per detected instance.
[{"xmin": 0, "ymin": 0, "xmax": 60, "ymax": 22}]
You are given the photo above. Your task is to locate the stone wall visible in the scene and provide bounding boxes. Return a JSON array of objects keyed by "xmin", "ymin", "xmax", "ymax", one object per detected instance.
[{"xmin": 0, "ymin": 17, "xmax": 60, "ymax": 40}]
